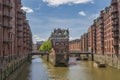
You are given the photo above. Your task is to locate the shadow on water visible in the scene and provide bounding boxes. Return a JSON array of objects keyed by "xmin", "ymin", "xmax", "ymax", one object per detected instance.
[
  {"xmin": 15, "ymin": 56, "xmax": 120, "ymax": 80},
  {"xmin": 16, "ymin": 57, "xmax": 49, "ymax": 80},
  {"xmin": 29, "ymin": 58, "xmax": 49, "ymax": 80}
]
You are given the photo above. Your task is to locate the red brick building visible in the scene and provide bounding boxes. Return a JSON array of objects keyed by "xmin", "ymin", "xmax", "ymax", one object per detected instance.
[
  {"xmin": 0, "ymin": 0, "xmax": 2, "ymax": 60},
  {"xmin": 69, "ymin": 39, "xmax": 80, "ymax": 51},
  {"xmin": 90, "ymin": 0, "xmax": 120, "ymax": 68},
  {"xmin": 88, "ymin": 26, "xmax": 93, "ymax": 52},
  {"xmin": 80, "ymin": 33, "xmax": 88, "ymax": 52},
  {"xmin": 0, "ymin": 0, "xmax": 32, "ymax": 63},
  {"xmin": 49, "ymin": 28, "xmax": 69, "ymax": 66},
  {"xmin": 69, "ymin": 0, "xmax": 120, "ymax": 69},
  {"xmin": 102, "ymin": 7, "xmax": 114, "ymax": 66},
  {"xmin": 95, "ymin": 17, "xmax": 104, "ymax": 55},
  {"xmin": 111, "ymin": 0, "xmax": 119, "ymax": 59},
  {"xmin": 92, "ymin": 23, "xmax": 97, "ymax": 54}
]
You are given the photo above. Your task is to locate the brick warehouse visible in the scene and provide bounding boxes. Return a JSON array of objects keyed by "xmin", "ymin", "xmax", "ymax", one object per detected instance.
[
  {"xmin": 93, "ymin": 0, "xmax": 120, "ymax": 69},
  {"xmin": 69, "ymin": 0, "xmax": 120, "ymax": 69},
  {"xmin": 69, "ymin": 39, "xmax": 80, "ymax": 51},
  {"xmin": 0, "ymin": 0, "xmax": 32, "ymax": 79}
]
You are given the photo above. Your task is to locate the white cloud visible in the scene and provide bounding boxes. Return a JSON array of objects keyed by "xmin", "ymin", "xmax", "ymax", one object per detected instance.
[
  {"xmin": 29, "ymin": 16, "xmax": 89, "ymax": 42},
  {"xmin": 21, "ymin": 6, "xmax": 34, "ymax": 13},
  {"xmin": 78, "ymin": 11, "xmax": 86, "ymax": 16},
  {"xmin": 91, "ymin": 13, "xmax": 99, "ymax": 19},
  {"xmin": 69, "ymin": 37, "xmax": 79, "ymax": 40},
  {"xmin": 33, "ymin": 35, "xmax": 45, "ymax": 43},
  {"xmin": 43, "ymin": 0, "xmax": 94, "ymax": 6}
]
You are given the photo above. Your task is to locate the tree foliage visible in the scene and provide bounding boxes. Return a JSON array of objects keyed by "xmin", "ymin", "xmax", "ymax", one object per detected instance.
[{"xmin": 39, "ymin": 40, "xmax": 51, "ymax": 52}]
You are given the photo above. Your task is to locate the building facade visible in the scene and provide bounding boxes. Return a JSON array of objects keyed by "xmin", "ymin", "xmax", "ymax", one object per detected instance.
[
  {"xmin": 0, "ymin": 0, "xmax": 2, "ymax": 63},
  {"xmin": 89, "ymin": 0, "xmax": 120, "ymax": 69},
  {"xmin": 80, "ymin": 33, "xmax": 88, "ymax": 52},
  {"xmin": 93, "ymin": 0, "xmax": 120, "ymax": 68},
  {"xmin": 0, "ymin": 0, "xmax": 32, "ymax": 69},
  {"xmin": 69, "ymin": 0, "xmax": 120, "ymax": 69},
  {"xmin": 49, "ymin": 28, "xmax": 69, "ymax": 66},
  {"xmin": 88, "ymin": 26, "xmax": 93, "ymax": 52},
  {"xmin": 69, "ymin": 39, "xmax": 80, "ymax": 51}
]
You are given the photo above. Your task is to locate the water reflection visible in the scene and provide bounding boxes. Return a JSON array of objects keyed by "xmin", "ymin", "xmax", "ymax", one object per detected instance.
[
  {"xmin": 15, "ymin": 56, "xmax": 120, "ymax": 80},
  {"xmin": 29, "ymin": 58, "xmax": 49, "ymax": 80},
  {"xmin": 45, "ymin": 57, "xmax": 120, "ymax": 80}
]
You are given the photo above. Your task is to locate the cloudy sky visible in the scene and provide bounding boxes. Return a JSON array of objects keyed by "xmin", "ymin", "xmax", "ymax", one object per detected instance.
[{"xmin": 21, "ymin": 0, "xmax": 111, "ymax": 43}]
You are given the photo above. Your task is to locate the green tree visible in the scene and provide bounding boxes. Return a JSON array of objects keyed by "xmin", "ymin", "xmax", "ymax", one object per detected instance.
[{"xmin": 39, "ymin": 40, "xmax": 51, "ymax": 52}]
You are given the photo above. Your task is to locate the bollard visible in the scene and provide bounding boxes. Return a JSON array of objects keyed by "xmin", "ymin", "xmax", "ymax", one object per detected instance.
[
  {"xmin": 91, "ymin": 54, "xmax": 94, "ymax": 61},
  {"xmin": 47, "ymin": 54, "xmax": 49, "ymax": 61}
]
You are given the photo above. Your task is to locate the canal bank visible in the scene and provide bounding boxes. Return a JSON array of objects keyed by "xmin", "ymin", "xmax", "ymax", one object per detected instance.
[
  {"xmin": 15, "ymin": 56, "xmax": 120, "ymax": 80},
  {"xmin": 0, "ymin": 54, "xmax": 28, "ymax": 80},
  {"xmin": 15, "ymin": 57, "xmax": 49, "ymax": 80},
  {"xmin": 94, "ymin": 54, "xmax": 120, "ymax": 69}
]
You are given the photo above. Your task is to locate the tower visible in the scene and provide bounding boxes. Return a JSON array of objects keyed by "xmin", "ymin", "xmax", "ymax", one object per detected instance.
[{"xmin": 49, "ymin": 28, "xmax": 69, "ymax": 66}]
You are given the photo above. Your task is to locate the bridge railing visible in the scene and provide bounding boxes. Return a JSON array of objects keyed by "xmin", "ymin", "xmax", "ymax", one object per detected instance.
[{"xmin": 69, "ymin": 50, "xmax": 92, "ymax": 54}]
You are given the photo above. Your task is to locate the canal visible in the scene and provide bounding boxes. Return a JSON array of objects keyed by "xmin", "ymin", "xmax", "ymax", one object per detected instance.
[{"xmin": 15, "ymin": 56, "xmax": 120, "ymax": 80}]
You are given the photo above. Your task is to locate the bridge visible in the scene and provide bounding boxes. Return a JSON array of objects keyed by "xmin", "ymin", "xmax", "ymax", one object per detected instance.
[
  {"xmin": 28, "ymin": 51, "xmax": 49, "ymax": 61},
  {"xmin": 29, "ymin": 51, "xmax": 49, "ymax": 56},
  {"xmin": 69, "ymin": 50, "xmax": 92, "ymax": 54},
  {"xmin": 69, "ymin": 50, "xmax": 94, "ymax": 61},
  {"xmin": 29, "ymin": 50, "xmax": 94, "ymax": 61}
]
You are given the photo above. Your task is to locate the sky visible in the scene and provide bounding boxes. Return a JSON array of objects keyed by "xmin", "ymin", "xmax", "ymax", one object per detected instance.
[{"xmin": 21, "ymin": 0, "xmax": 111, "ymax": 43}]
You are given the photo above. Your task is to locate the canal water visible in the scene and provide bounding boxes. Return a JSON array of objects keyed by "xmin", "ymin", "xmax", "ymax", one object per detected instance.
[{"xmin": 15, "ymin": 56, "xmax": 120, "ymax": 80}]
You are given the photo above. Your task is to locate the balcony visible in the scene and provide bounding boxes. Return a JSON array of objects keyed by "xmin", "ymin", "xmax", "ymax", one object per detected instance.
[
  {"xmin": 111, "ymin": 9, "xmax": 118, "ymax": 14},
  {"xmin": 17, "ymin": 10, "xmax": 24, "ymax": 14},
  {"xmin": 112, "ymin": 14, "xmax": 118, "ymax": 20},
  {"xmin": 17, "ymin": 29, "xmax": 22, "ymax": 32},
  {"xmin": 17, "ymin": 44, "xmax": 22, "ymax": 47},
  {"xmin": 101, "ymin": 45, "xmax": 104, "ymax": 48},
  {"xmin": 93, "ymin": 35, "xmax": 96, "ymax": 38},
  {"xmin": 101, "ymin": 39, "xmax": 104, "ymax": 42},
  {"xmin": 101, "ymin": 35, "xmax": 104, "ymax": 38},
  {"xmin": 112, "ymin": 21, "xmax": 119, "ymax": 26},
  {"xmin": 3, "ymin": 1, "xmax": 12, "ymax": 8},
  {"xmin": 100, "ymin": 27, "xmax": 104, "ymax": 33},
  {"xmin": 3, "ymin": 39, "xmax": 12, "ymax": 43},
  {"xmin": 100, "ymin": 31, "xmax": 104, "ymax": 34},
  {"xmin": 23, "ymin": 22, "xmax": 27, "ymax": 25},
  {"xmin": 3, "ymin": 13, "xmax": 12, "ymax": 19},
  {"xmin": 17, "ymin": 16, "xmax": 22, "ymax": 20},
  {"xmin": 17, "ymin": 23, "xmax": 22, "ymax": 26},
  {"xmin": 99, "ymin": 20, "xmax": 103, "ymax": 25},
  {"xmin": 23, "ymin": 31, "xmax": 27, "ymax": 34},
  {"xmin": 111, "ymin": 0, "xmax": 118, "ymax": 5},
  {"xmin": 17, "ymin": 35, "xmax": 23, "ymax": 38},
  {"xmin": 100, "ymin": 22, "xmax": 103, "ymax": 25},
  {"xmin": 99, "ymin": 16, "xmax": 103, "ymax": 19},
  {"xmin": 17, "ymin": 17, "xmax": 22, "ymax": 20},
  {"xmin": 94, "ymin": 39, "xmax": 96, "ymax": 42},
  {"xmin": 18, "ymin": 26, "xmax": 22, "ymax": 30},
  {"xmin": 112, "ymin": 33, "xmax": 119, "ymax": 38},
  {"xmin": 112, "ymin": 27, "xmax": 118, "ymax": 32},
  {"xmin": 23, "ymin": 27, "xmax": 27, "ymax": 29},
  {"xmin": 113, "ymin": 42, "xmax": 118, "ymax": 47},
  {"xmin": 93, "ymin": 31, "xmax": 96, "ymax": 34},
  {"xmin": 23, "ymin": 40, "xmax": 26, "ymax": 42},
  {"xmin": 3, "ymin": 24, "xmax": 12, "ymax": 29}
]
